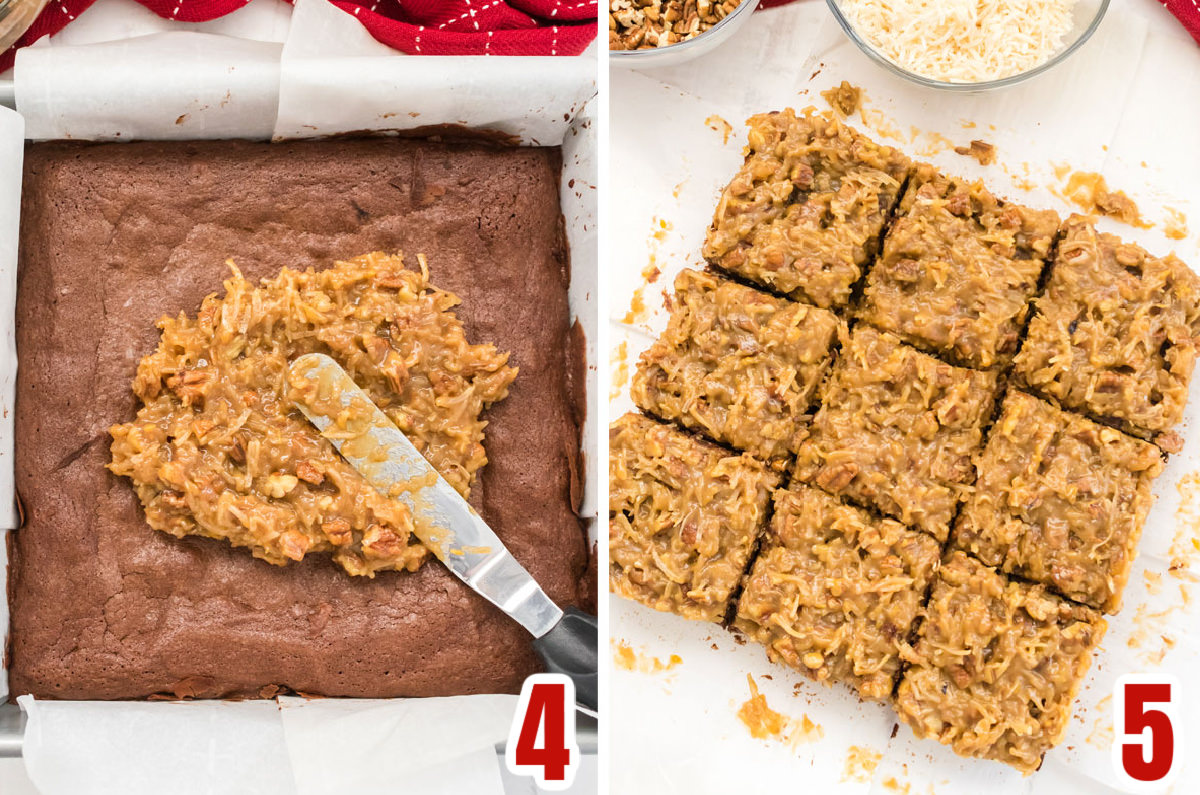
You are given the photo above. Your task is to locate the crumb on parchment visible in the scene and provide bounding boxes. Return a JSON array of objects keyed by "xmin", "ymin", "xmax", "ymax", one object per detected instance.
[
  {"xmin": 612, "ymin": 640, "xmax": 682, "ymax": 673},
  {"xmin": 954, "ymin": 139, "xmax": 996, "ymax": 166},
  {"xmin": 737, "ymin": 674, "xmax": 824, "ymax": 746},
  {"xmin": 821, "ymin": 81, "xmax": 863, "ymax": 118},
  {"xmin": 705, "ymin": 114, "xmax": 733, "ymax": 145}
]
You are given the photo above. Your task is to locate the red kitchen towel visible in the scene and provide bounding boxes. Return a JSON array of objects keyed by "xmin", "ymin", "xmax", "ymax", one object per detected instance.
[
  {"xmin": 1163, "ymin": 0, "xmax": 1200, "ymax": 44},
  {"xmin": 328, "ymin": 0, "xmax": 596, "ymax": 55},
  {"xmin": 0, "ymin": 0, "xmax": 596, "ymax": 71}
]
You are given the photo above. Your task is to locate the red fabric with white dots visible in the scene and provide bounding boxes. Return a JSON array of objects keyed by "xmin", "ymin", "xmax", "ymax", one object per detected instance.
[
  {"xmin": 1162, "ymin": 0, "xmax": 1200, "ymax": 44},
  {"xmin": 328, "ymin": 0, "xmax": 596, "ymax": 55},
  {"xmin": 0, "ymin": 0, "xmax": 597, "ymax": 71}
]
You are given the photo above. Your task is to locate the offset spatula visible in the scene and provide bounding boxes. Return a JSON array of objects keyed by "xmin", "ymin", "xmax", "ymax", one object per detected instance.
[{"xmin": 288, "ymin": 353, "xmax": 597, "ymax": 713}]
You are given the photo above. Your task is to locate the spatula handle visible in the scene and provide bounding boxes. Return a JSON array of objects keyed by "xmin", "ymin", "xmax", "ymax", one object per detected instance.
[{"xmin": 532, "ymin": 607, "xmax": 598, "ymax": 713}]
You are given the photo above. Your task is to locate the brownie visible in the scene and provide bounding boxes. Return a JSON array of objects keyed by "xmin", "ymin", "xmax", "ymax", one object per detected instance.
[
  {"xmin": 631, "ymin": 268, "xmax": 841, "ymax": 460},
  {"xmin": 8, "ymin": 138, "xmax": 587, "ymax": 700},
  {"xmin": 896, "ymin": 551, "xmax": 1105, "ymax": 773},
  {"xmin": 734, "ymin": 484, "xmax": 940, "ymax": 701},
  {"xmin": 859, "ymin": 165, "xmax": 1059, "ymax": 369},
  {"xmin": 953, "ymin": 391, "xmax": 1162, "ymax": 613},
  {"xmin": 1015, "ymin": 215, "xmax": 1200, "ymax": 441},
  {"xmin": 702, "ymin": 109, "xmax": 911, "ymax": 309},
  {"xmin": 609, "ymin": 413, "xmax": 779, "ymax": 622},
  {"xmin": 794, "ymin": 326, "xmax": 999, "ymax": 541}
]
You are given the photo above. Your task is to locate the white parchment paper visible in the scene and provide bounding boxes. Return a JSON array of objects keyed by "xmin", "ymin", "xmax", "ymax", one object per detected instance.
[
  {"xmin": 17, "ymin": 695, "xmax": 516, "ymax": 795},
  {"xmin": 1, "ymin": 0, "xmax": 598, "ymax": 790},
  {"xmin": 610, "ymin": 2, "xmax": 1200, "ymax": 794},
  {"xmin": 14, "ymin": 32, "xmax": 283, "ymax": 141},
  {"xmin": 18, "ymin": 696, "xmax": 297, "ymax": 795},
  {"xmin": 0, "ymin": 108, "xmax": 24, "ymax": 697},
  {"xmin": 275, "ymin": 0, "xmax": 596, "ymax": 146},
  {"xmin": 278, "ymin": 695, "xmax": 517, "ymax": 795}
]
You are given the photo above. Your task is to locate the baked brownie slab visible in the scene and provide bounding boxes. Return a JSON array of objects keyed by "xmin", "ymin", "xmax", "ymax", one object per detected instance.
[
  {"xmin": 609, "ymin": 413, "xmax": 779, "ymax": 622},
  {"xmin": 859, "ymin": 164, "xmax": 1059, "ymax": 369},
  {"xmin": 794, "ymin": 326, "xmax": 999, "ymax": 541},
  {"xmin": 9, "ymin": 138, "xmax": 587, "ymax": 700},
  {"xmin": 734, "ymin": 484, "xmax": 939, "ymax": 701},
  {"xmin": 953, "ymin": 391, "xmax": 1162, "ymax": 613},
  {"xmin": 896, "ymin": 551, "xmax": 1105, "ymax": 774},
  {"xmin": 631, "ymin": 269, "xmax": 841, "ymax": 460},
  {"xmin": 702, "ymin": 109, "xmax": 911, "ymax": 309},
  {"xmin": 1015, "ymin": 215, "xmax": 1200, "ymax": 443}
]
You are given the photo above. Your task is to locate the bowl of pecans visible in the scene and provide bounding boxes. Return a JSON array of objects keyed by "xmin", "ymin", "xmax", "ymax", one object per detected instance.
[{"xmin": 610, "ymin": 0, "xmax": 759, "ymax": 67}]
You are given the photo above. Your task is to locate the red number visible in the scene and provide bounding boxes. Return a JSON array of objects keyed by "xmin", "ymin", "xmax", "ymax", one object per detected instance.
[
  {"xmin": 506, "ymin": 674, "xmax": 578, "ymax": 789},
  {"xmin": 1113, "ymin": 677, "xmax": 1180, "ymax": 787},
  {"xmin": 514, "ymin": 682, "xmax": 571, "ymax": 780}
]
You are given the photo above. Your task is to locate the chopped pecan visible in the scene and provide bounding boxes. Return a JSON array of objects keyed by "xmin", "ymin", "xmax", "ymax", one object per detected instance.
[
  {"xmin": 815, "ymin": 462, "xmax": 858, "ymax": 492},
  {"xmin": 295, "ymin": 460, "xmax": 324, "ymax": 486}
]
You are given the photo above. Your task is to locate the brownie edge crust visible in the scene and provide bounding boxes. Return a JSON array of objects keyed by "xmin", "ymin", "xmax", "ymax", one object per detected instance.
[{"xmin": 8, "ymin": 138, "xmax": 588, "ymax": 700}]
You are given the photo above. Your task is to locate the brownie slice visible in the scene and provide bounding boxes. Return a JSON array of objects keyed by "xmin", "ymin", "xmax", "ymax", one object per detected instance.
[
  {"xmin": 609, "ymin": 413, "xmax": 779, "ymax": 622},
  {"xmin": 953, "ymin": 391, "xmax": 1162, "ymax": 613},
  {"xmin": 734, "ymin": 484, "xmax": 940, "ymax": 700},
  {"xmin": 794, "ymin": 326, "xmax": 999, "ymax": 541},
  {"xmin": 859, "ymin": 164, "xmax": 1059, "ymax": 369},
  {"xmin": 896, "ymin": 551, "xmax": 1105, "ymax": 774},
  {"xmin": 702, "ymin": 108, "xmax": 911, "ymax": 309},
  {"xmin": 1015, "ymin": 215, "xmax": 1200, "ymax": 444},
  {"xmin": 632, "ymin": 268, "xmax": 841, "ymax": 460},
  {"xmin": 10, "ymin": 138, "xmax": 586, "ymax": 700}
]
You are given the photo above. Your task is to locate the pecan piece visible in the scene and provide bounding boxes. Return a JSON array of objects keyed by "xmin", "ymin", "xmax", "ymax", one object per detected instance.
[{"xmin": 295, "ymin": 460, "xmax": 324, "ymax": 486}]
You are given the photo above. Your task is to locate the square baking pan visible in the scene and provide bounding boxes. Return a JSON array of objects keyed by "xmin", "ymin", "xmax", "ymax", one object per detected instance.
[{"xmin": 0, "ymin": 27, "xmax": 599, "ymax": 766}]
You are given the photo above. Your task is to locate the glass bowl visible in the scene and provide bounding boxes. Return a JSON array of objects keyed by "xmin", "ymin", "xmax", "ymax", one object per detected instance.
[
  {"xmin": 0, "ymin": 0, "xmax": 49, "ymax": 53},
  {"xmin": 825, "ymin": 0, "xmax": 1110, "ymax": 91},
  {"xmin": 610, "ymin": 0, "xmax": 760, "ymax": 70}
]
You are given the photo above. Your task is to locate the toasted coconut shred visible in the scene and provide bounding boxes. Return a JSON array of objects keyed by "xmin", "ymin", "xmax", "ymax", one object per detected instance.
[
  {"xmin": 837, "ymin": 0, "xmax": 1077, "ymax": 83},
  {"xmin": 109, "ymin": 252, "xmax": 517, "ymax": 576}
]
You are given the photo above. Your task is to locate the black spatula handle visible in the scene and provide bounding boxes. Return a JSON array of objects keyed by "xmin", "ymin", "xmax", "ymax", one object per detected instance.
[{"xmin": 532, "ymin": 607, "xmax": 598, "ymax": 713}]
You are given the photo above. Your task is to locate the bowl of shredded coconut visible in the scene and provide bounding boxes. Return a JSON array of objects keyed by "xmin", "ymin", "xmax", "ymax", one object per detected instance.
[{"xmin": 827, "ymin": 0, "xmax": 1109, "ymax": 89}]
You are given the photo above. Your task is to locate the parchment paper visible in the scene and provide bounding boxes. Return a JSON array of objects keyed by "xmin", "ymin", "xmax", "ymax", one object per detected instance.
[
  {"xmin": 0, "ymin": 107, "xmax": 25, "ymax": 701},
  {"xmin": 275, "ymin": 0, "xmax": 597, "ymax": 146},
  {"xmin": 609, "ymin": 2, "xmax": 1200, "ymax": 793}
]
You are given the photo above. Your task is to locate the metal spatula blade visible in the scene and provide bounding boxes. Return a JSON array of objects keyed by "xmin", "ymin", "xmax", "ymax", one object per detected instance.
[{"xmin": 287, "ymin": 353, "xmax": 597, "ymax": 711}]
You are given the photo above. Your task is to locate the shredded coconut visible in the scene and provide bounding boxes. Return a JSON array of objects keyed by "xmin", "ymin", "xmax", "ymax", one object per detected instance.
[{"xmin": 837, "ymin": 0, "xmax": 1078, "ymax": 83}]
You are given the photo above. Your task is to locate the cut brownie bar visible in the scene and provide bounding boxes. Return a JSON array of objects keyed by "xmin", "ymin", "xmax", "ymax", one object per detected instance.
[
  {"xmin": 734, "ymin": 484, "xmax": 940, "ymax": 701},
  {"xmin": 953, "ymin": 391, "xmax": 1162, "ymax": 613},
  {"xmin": 859, "ymin": 164, "xmax": 1059, "ymax": 369},
  {"xmin": 1015, "ymin": 215, "xmax": 1200, "ymax": 441},
  {"xmin": 702, "ymin": 108, "xmax": 911, "ymax": 309},
  {"xmin": 794, "ymin": 326, "xmax": 999, "ymax": 540},
  {"xmin": 896, "ymin": 551, "xmax": 1106, "ymax": 774},
  {"xmin": 631, "ymin": 269, "xmax": 841, "ymax": 460},
  {"xmin": 609, "ymin": 413, "xmax": 780, "ymax": 622}
]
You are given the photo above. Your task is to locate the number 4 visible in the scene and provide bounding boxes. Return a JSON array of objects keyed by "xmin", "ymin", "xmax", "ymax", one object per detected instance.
[
  {"xmin": 1113, "ymin": 673, "xmax": 1182, "ymax": 791},
  {"xmin": 506, "ymin": 673, "xmax": 580, "ymax": 790}
]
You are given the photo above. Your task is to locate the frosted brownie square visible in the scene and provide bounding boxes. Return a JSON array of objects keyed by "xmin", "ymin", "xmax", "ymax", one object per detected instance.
[
  {"xmin": 734, "ymin": 484, "xmax": 940, "ymax": 700},
  {"xmin": 794, "ymin": 326, "xmax": 999, "ymax": 540},
  {"xmin": 632, "ymin": 269, "xmax": 841, "ymax": 460},
  {"xmin": 1015, "ymin": 215, "xmax": 1200, "ymax": 445},
  {"xmin": 702, "ymin": 108, "xmax": 911, "ymax": 309},
  {"xmin": 953, "ymin": 391, "xmax": 1162, "ymax": 613},
  {"xmin": 896, "ymin": 551, "xmax": 1105, "ymax": 774},
  {"xmin": 609, "ymin": 413, "xmax": 780, "ymax": 622},
  {"xmin": 859, "ymin": 164, "xmax": 1059, "ymax": 369}
]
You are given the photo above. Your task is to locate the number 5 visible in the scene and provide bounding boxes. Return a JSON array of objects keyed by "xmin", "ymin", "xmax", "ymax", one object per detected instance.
[
  {"xmin": 506, "ymin": 673, "xmax": 580, "ymax": 790},
  {"xmin": 1113, "ymin": 674, "xmax": 1181, "ymax": 790}
]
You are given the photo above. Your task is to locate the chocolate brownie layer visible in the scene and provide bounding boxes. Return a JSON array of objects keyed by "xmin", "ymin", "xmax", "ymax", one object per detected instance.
[{"xmin": 9, "ymin": 138, "xmax": 587, "ymax": 700}]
